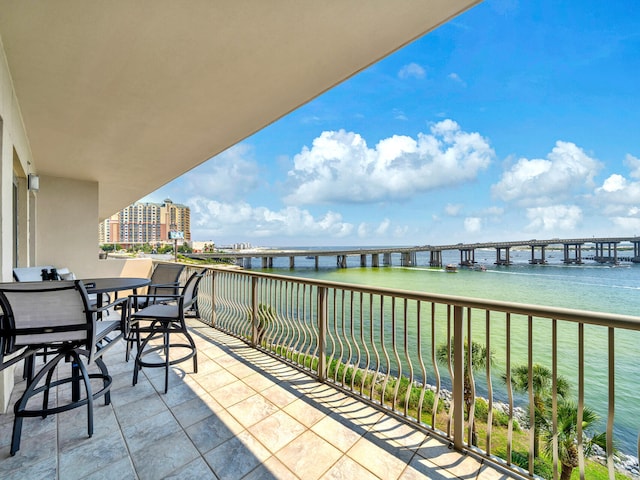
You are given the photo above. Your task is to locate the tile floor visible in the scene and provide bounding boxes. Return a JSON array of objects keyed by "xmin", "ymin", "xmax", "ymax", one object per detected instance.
[{"xmin": 0, "ymin": 319, "xmax": 519, "ymax": 479}]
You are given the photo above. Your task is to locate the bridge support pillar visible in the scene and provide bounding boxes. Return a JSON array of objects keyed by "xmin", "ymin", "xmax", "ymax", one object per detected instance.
[
  {"xmin": 563, "ymin": 243, "xmax": 584, "ymax": 264},
  {"xmin": 459, "ymin": 249, "xmax": 475, "ymax": 267},
  {"xmin": 495, "ymin": 247, "xmax": 511, "ymax": 265},
  {"xmin": 529, "ymin": 245, "xmax": 547, "ymax": 264},
  {"xmin": 400, "ymin": 251, "xmax": 416, "ymax": 266},
  {"xmin": 372, "ymin": 253, "xmax": 379, "ymax": 267},
  {"xmin": 633, "ymin": 241, "xmax": 640, "ymax": 263},
  {"xmin": 383, "ymin": 253, "xmax": 392, "ymax": 266},
  {"xmin": 243, "ymin": 257, "xmax": 252, "ymax": 268},
  {"xmin": 261, "ymin": 257, "xmax": 273, "ymax": 268},
  {"xmin": 289, "ymin": 256, "xmax": 295, "ymax": 268},
  {"xmin": 360, "ymin": 254, "xmax": 367, "ymax": 267},
  {"xmin": 315, "ymin": 256, "xmax": 319, "ymax": 269},
  {"xmin": 594, "ymin": 242, "xmax": 619, "ymax": 264},
  {"xmin": 336, "ymin": 255, "xmax": 347, "ymax": 268},
  {"xmin": 430, "ymin": 250, "xmax": 442, "ymax": 267}
]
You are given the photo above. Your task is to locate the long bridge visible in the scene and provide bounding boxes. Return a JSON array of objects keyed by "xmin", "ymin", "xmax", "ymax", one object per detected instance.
[{"xmin": 185, "ymin": 236, "xmax": 640, "ymax": 268}]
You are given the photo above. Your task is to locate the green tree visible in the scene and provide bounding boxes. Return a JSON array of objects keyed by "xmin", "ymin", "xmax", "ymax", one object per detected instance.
[
  {"xmin": 542, "ymin": 399, "xmax": 605, "ymax": 480},
  {"xmin": 436, "ymin": 338, "xmax": 492, "ymax": 446},
  {"xmin": 178, "ymin": 244, "xmax": 193, "ymax": 253},
  {"xmin": 158, "ymin": 244, "xmax": 173, "ymax": 254},
  {"xmin": 504, "ymin": 363, "xmax": 570, "ymax": 458}
]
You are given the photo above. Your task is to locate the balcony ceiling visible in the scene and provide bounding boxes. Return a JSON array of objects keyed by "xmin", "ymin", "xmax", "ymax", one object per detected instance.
[{"xmin": 0, "ymin": 1, "xmax": 479, "ymax": 219}]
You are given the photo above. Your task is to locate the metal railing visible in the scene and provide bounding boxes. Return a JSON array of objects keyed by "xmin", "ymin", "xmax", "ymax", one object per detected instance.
[{"xmin": 181, "ymin": 264, "xmax": 640, "ymax": 480}]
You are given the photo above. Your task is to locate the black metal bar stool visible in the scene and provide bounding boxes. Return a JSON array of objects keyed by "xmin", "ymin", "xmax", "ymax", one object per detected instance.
[
  {"xmin": 0, "ymin": 280, "xmax": 127, "ymax": 455},
  {"xmin": 128, "ymin": 270, "xmax": 204, "ymax": 393}
]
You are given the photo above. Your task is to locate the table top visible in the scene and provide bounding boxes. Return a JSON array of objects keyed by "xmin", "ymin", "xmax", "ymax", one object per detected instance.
[{"xmin": 81, "ymin": 277, "xmax": 150, "ymax": 294}]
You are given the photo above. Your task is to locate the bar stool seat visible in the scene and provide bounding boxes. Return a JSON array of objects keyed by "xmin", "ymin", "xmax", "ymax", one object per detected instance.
[{"xmin": 128, "ymin": 270, "xmax": 204, "ymax": 393}]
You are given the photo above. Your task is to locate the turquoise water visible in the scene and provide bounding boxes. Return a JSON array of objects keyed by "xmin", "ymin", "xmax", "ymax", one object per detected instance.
[{"xmin": 251, "ymin": 248, "xmax": 640, "ymax": 454}]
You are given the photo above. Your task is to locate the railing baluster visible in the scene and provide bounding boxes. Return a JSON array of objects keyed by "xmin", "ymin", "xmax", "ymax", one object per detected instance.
[
  {"xmin": 453, "ymin": 305, "xmax": 464, "ymax": 450},
  {"xmin": 317, "ymin": 286, "xmax": 327, "ymax": 381},
  {"xmin": 578, "ymin": 322, "xmax": 585, "ymax": 480},
  {"xmin": 467, "ymin": 308, "xmax": 476, "ymax": 446},
  {"xmin": 331, "ymin": 290, "xmax": 343, "ymax": 383},
  {"xmin": 431, "ymin": 302, "xmax": 441, "ymax": 431},
  {"xmin": 350, "ymin": 292, "xmax": 360, "ymax": 392},
  {"xmin": 445, "ymin": 305, "xmax": 453, "ymax": 438},
  {"xmin": 251, "ymin": 277, "xmax": 258, "ymax": 346},
  {"xmin": 210, "ymin": 270, "xmax": 216, "ymax": 326},
  {"xmin": 552, "ymin": 319, "xmax": 559, "ymax": 480},
  {"xmin": 607, "ymin": 326, "xmax": 615, "ymax": 478},
  {"xmin": 486, "ymin": 310, "xmax": 493, "ymax": 454},
  {"xmin": 341, "ymin": 290, "xmax": 352, "ymax": 387},
  {"xmin": 360, "ymin": 292, "xmax": 368, "ymax": 397},
  {"xmin": 370, "ymin": 295, "xmax": 382, "ymax": 401},
  {"xmin": 505, "ymin": 312, "xmax": 513, "ymax": 465},
  {"xmin": 416, "ymin": 301, "xmax": 427, "ymax": 423},
  {"xmin": 402, "ymin": 299, "xmax": 412, "ymax": 417},
  {"xmin": 528, "ymin": 314, "xmax": 534, "ymax": 475},
  {"xmin": 380, "ymin": 296, "xmax": 393, "ymax": 409}
]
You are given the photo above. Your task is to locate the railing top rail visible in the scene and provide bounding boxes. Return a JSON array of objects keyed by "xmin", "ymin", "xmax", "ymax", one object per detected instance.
[{"xmin": 197, "ymin": 264, "xmax": 640, "ymax": 331}]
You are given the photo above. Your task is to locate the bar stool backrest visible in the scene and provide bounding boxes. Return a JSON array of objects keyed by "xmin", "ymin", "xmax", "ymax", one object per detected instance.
[
  {"xmin": 0, "ymin": 281, "xmax": 93, "ymax": 361},
  {"xmin": 179, "ymin": 270, "xmax": 205, "ymax": 312},
  {"xmin": 149, "ymin": 263, "xmax": 186, "ymax": 297}
]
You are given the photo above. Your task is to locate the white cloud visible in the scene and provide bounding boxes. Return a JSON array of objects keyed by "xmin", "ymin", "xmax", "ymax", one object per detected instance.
[
  {"xmin": 610, "ymin": 217, "xmax": 640, "ymax": 233},
  {"xmin": 481, "ymin": 206, "xmax": 504, "ymax": 216},
  {"xmin": 599, "ymin": 174, "xmax": 627, "ymax": 193},
  {"xmin": 592, "ymin": 163, "xmax": 640, "ymax": 229},
  {"xmin": 393, "ymin": 109, "xmax": 408, "ymax": 121},
  {"xmin": 375, "ymin": 218, "xmax": 391, "ymax": 236},
  {"xmin": 398, "ymin": 63, "xmax": 426, "ymax": 80},
  {"xmin": 525, "ymin": 205, "xmax": 583, "ymax": 232},
  {"xmin": 464, "ymin": 217, "xmax": 482, "ymax": 233},
  {"xmin": 187, "ymin": 197, "xmax": 353, "ymax": 239},
  {"xmin": 445, "ymin": 204, "xmax": 463, "ymax": 216},
  {"xmin": 492, "ymin": 141, "xmax": 601, "ymax": 206},
  {"xmin": 285, "ymin": 120, "xmax": 494, "ymax": 205},
  {"xmin": 625, "ymin": 154, "xmax": 640, "ymax": 179},
  {"xmin": 595, "ymin": 172, "xmax": 640, "ymax": 206},
  {"xmin": 448, "ymin": 72, "xmax": 467, "ymax": 87},
  {"xmin": 392, "ymin": 225, "xmax": 410, "ymax": 238},
  {"xmin": 357, "ymin": 218, "xmax": 396, "ymax": 238},
  {"xmin": 182, "ymin": 144, "xmax": 261, "ymax": 200}
]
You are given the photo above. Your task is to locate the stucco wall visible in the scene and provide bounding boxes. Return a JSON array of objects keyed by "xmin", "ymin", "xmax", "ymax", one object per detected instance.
[
  {"xmin": 0, "ymin": 37, "xmax": 35, "ymax": 411},
  {"xmin": 35, "ymin": 175, "xmax": 102, "ymax": 278}
]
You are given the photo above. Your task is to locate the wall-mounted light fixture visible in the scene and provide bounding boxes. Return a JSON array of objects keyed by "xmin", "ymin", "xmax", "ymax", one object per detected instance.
[{"xmin": 28, "ymin": 173, "xmax": 39, "ymax": 192}]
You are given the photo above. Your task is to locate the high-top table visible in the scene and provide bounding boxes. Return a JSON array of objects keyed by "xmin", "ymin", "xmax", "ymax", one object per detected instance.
[
  {"xmin": 81, "ymin": 276, "xmax": 151, "ymax": 319},
  {"xmin": 70, "ymin": 277, "xmax": 151, "ymax": 400},
  {"xmin": 82, "ymin": 277, "xmax": 151, "ymax": 298}
]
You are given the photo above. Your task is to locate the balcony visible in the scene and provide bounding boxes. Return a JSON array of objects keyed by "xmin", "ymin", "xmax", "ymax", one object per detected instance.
[
  {"xmin": 0, "ymin": 319, "xmax": 502, "ymax": 480},
  {"xmin": 2, "ymin": 263, "xmax": 638, "ymax": 479}
]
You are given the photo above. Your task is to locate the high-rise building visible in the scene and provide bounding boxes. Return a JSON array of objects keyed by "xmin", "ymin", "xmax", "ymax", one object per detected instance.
[{"xmin": 99, "ymin": 199, "xmax": 191, "ymax": 246}]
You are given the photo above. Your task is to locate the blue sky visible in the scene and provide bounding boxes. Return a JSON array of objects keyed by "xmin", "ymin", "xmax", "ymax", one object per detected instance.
[{"xmin": 141, "ymin": 0, "xmax": 640, "ymax": 247}]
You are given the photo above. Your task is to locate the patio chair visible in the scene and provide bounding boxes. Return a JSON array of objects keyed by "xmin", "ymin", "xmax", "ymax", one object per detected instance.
[
  {"xmin": 141, "ymin": 263, "xmax": 186, "ymax": 306},
  {"xmin": 12, "ymin": 265, "xmax": 56, "ymax": 282},
  {"xmin": 128, "ymin": 270, "xmax": 204, "ymax": 393},
  {"xmin": 0, "ymin": 280, "xmax": 128, "ymax": 455}
]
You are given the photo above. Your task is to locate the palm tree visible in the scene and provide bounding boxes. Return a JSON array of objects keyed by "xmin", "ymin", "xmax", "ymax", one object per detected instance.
[
  {"xmin": 542, "ymin": 399, "xmax": 604, "ymax": 480},
  {"xmin": 504, "ymin": 363, "xmax": 570, "ymax": 458},
  {"xmin": 436, "ymin": 338, "xmax": 492, "ymax": 446}
]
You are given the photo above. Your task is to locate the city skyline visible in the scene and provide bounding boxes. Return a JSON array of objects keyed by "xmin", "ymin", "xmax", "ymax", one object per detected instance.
[{"xmin": 140, "ymin": 0, "xmax": 640, "ymax": 246}]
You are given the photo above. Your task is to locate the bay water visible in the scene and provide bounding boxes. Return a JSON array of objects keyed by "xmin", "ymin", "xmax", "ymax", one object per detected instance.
[{"xmin": 249, "ymin": 246, "xmax": 640, "ymax": 455}]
